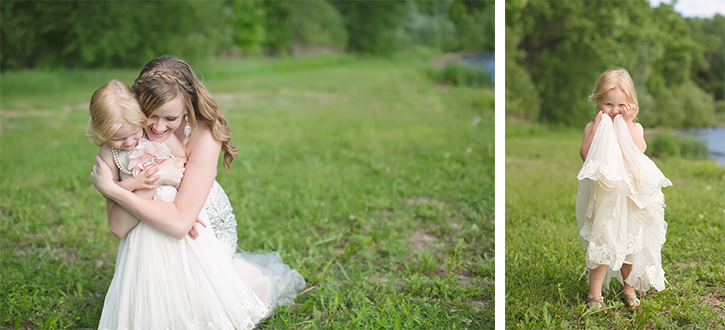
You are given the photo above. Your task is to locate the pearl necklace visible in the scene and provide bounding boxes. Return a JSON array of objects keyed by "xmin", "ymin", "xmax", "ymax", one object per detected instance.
[
  {"xmin": 110, "ymin": 142, "xmax": 172, "ymax": 177},
  {"xmin": 111, "ymin": 147, "xmax": 133, "ymax": 176}
]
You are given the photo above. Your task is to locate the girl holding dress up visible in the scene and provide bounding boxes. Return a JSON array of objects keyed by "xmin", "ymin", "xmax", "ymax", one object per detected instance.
[
  {"xmin": 576, "ymin": 68, "xmax": 672, "ymax": 310},
  {"xmin": 90, "ymin": 57, "xmax": 305, "ymax": 329}
]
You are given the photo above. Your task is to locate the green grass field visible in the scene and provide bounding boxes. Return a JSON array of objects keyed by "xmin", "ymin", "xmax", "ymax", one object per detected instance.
[
  {"xmin": 0, "ymin": 55, "xmax": 494, "ymax": 329},
  {"xmin": 505, "ymin": 122, "xmax": 725, "ymax": 329}
]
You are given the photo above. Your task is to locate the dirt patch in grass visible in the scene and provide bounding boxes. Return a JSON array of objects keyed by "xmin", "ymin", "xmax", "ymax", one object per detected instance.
[
  {"xmin": 674, "ymin": 261, "xmax": 700, "ymax": 269},
  {"xmin": 703, "ymin": 290, "xmax": 725, "ymax": 314},
  {"xmin": 470, "ymin": 300, "xmax": 486, "ymax": 312},
  {"xmin": 406, "ymin": 197, "xmax": 445, "ymax": 207},
  {"xmin": 367, "ymin": 274, "xmax": 405, "ymax": 289},
  {"xmin": 408, "ymin": 229, "xmax": 443, "ymax": 253}
]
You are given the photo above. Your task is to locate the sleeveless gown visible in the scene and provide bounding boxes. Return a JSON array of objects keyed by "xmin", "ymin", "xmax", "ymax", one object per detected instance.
[
  {"xmin": 575, "ymin": 114, "xmax": 672, "ymax": 292},
  {"xmin": 98, "ymin": 147, "xmax": 305, "ymax": 329}
]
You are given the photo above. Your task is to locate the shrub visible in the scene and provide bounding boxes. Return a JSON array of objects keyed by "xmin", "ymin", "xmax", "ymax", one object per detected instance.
[
  {"xmin": 652, "ymin": 82, "xmax": 715, "ymax": 128},
  {"xmin": 647, "ymin": 132, "xmax": 709, "ymax": 160},
  {"xmin": 428, "ymin": 61, "xmax": 492, "ymax": 88}
]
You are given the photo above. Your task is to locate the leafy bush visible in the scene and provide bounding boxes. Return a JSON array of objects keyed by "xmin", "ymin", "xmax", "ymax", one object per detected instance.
[
  {"xmin": 398, "ymin": 1, "xmax": 456, "ymax": 51},
  {"xmin": 651, "ymin": 82, "xmax": 715, "ymax": 128},
  {"xmin": 647, "ymin": 132, "xmax": 709, "ymax": 160},
  {"xmin": 428, "ymin": 61, "xmax": 492, "ymax": 88}
]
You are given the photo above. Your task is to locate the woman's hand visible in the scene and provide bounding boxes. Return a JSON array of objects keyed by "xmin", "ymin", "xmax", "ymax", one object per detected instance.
[
  {"xmin": 622, "ymin": 103, "xmax": 639, "ymax": 123},
  {"xmin": 154, "ymin": 157, "xmax": 187, "ymax": 188},
  {"xmin": 91, "ymin": 154, "xmax": 120, "ymax": 197}
]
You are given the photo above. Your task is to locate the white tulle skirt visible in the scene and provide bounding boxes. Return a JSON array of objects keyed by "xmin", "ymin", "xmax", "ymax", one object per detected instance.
[
  {"xmin": 98, "ymin": 186, "xmax": 306, "ymax": 330},
  {"xmin": 575, "ymin": 114, "xmax": 672, "ymax": 292}
]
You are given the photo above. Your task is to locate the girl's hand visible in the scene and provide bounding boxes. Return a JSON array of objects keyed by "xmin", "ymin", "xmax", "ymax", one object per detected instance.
[
  {"xmin": 592, "ymin": 110, "xmax": 603, "ymax": 130},
  {"xmin": 622, "ymin": 103, "xmax": 639, "ymax": 123},
  {"xmin": 188, "ymin": 218, "xmax": 207, "ymax": 239},
  {"xmin": 91, "ymin": 154, "xmax": 119, "ymax": 197},
  {"xmin": 123, "ymin": 166, "xmax": 160, "ymax": 191},
  {"xmin": 154, "ymin": 157, "xmax": 187, "ymax": 188}
]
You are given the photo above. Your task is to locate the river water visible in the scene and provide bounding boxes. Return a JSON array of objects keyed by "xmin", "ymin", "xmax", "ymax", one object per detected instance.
[
  {"xmin": 681, "ymin": 126, "xmax": 725, "ymax": 166},
  {"xmin": 459, "ymin": 52, "xmax": 495, "ymax": 80}
]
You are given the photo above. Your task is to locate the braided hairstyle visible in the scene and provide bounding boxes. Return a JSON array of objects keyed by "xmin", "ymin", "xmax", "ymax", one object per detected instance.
[{"xmin": 132, "ymin": 56, "xmax": 238, "ymax": 171}]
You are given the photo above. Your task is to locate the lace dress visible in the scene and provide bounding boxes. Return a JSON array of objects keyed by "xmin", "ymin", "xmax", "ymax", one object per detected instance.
[
  {"xmin": 575, "ymin": 114, "xmax": 672, "ymax": 292},
  {"xmin": 98, "ymin": 141, "xmax": 305, "ymax": 329}
]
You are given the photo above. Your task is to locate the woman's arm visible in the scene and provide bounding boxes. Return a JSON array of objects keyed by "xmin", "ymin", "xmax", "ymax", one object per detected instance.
[{"xmin": 92, "ymin": 122, "xmax": 221, "ymax": 239}]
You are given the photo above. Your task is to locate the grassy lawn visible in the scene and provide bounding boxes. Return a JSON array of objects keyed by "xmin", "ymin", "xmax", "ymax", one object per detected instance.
[
  {"xmin": 505, "ymin": 122, "xmax": 725, "ymax": 329},
  {"xmin": 0, "ymin": 55, "xmax": 494, "ymax": 329}
]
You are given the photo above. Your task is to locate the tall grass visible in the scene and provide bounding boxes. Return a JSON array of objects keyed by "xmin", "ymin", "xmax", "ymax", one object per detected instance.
[
  {"xmin": 506, "ymin": 122, "xmax": 725, "ymax": 329},
  {"xmin": 0, "ymin": 55, "xmax": 494, "ymax": 328}
]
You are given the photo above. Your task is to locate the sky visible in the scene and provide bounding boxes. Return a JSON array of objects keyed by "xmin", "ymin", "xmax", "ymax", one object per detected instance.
[{"xmin": 649, "ymin": 0, "xmax": 725, "ymax": 18}]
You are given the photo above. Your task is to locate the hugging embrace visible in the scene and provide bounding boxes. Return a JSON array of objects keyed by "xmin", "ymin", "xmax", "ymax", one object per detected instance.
[{"xmin": 87, "ymin": 56, "xmax": 305, "ymax": 329}]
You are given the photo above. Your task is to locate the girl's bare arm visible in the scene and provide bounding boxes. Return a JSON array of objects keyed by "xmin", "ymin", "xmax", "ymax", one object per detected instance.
[
  {"xmin": 98, "ymin": 145, "xmax": 155, "ymax": 237},
  {"xmin": 579, "ymin": 111, "xmax": 602, "ymax": 161}
]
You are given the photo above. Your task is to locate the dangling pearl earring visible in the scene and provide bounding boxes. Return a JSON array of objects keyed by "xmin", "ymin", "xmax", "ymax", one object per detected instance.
[{"xmin": 184, "ymin": 111, "xmax": 191, "ymax": 136}]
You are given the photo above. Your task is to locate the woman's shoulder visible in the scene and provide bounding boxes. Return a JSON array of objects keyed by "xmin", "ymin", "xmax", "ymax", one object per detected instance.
[{"xmin": 187, "ymin": 120, "xmax": 221, "ymax": 150}]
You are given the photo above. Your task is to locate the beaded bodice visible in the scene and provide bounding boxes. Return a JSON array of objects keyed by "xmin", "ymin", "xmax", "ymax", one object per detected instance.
[{"xmin": 203, "ymin": 180, "xmax": 239, "ymax": 256}]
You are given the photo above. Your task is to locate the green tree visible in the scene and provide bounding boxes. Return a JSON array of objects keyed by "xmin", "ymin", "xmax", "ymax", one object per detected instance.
[
  {"xmin": 687, "ymin": 15, "xmax": 725, "ymax": 101},
  {"xmin": 330, "ymin": 0, "xmax": 407, "ymax": 55},
  {"xmin": 289, "ymin": 0, "xmax": 347, "ymax": 53},
  {"xmin": 228, "ymin": 0, "xmax": 267, "ymax": 55},
  {"xmin": 0, "ymin": 1, "xmax": 232, "ymax": 70},
  {"xmin": 261, "ymin": 0, "xmax": 292, "ymax": 55},
  {"xmin": 505, "ymin": 0, "xmax": 540, "ymax": 120}
]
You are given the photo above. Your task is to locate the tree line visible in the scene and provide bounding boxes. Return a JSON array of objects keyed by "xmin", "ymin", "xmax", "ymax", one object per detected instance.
[
  {"xmin": 0, "ymin": 0, "xmax": 492, "ymax": 71},
  {"xmin": 505, "ymin": 0, "xmax": 724, "ymax": 128}
]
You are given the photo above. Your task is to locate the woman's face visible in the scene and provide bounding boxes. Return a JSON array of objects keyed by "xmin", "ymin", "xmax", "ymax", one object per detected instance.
[{"xmin": 145, "ymin": 93, "xmax": 186, "ymax": 142}]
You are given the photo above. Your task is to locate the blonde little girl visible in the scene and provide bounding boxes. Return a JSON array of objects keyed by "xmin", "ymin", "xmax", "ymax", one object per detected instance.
[
  {"xmin": 86, "ymin": 79, "xmax": 185, "ymax": 206},
  {"xmin": 576, "ymin": 68, "xmax": 672, "ymax": 310}
]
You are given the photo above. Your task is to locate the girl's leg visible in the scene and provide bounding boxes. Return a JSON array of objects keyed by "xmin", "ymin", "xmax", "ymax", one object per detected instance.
[
  {"xmin": 620, "ymin": 263, "xmax": 634, "ymax": 294},
  {"xmin": 620, "ymin": 263, "xmax": 640, "ymax": 307},
  {"xmin": 588, "ymin": 264, "xmax": 607, "ymax": 298}
]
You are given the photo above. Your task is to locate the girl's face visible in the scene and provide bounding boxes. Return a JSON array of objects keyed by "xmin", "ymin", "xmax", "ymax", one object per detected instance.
[
  {"xmin": 108, "ymin": 123, "xmax": 143, "ymax": 151},
  {"xmin": 599, "ymin": 89, "xmax": 629, "ymax": 120},
  {"xmin": 145, "ymin": 93, "xmax": 186, "ymax": 142}
]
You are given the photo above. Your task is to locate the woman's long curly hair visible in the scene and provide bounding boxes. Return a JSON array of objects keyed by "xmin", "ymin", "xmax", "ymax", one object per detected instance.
[{"xmin": 132, "ymin": 56, "xmax": 238, "ymax": 171}]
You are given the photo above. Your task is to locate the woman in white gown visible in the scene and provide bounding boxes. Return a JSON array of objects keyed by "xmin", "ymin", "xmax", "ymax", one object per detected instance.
[
  {"xmin": 91, "ymin": 57, "xmax": 305, "ymax": 328},
  {"xmin": 576, "ymin": 68, "xmax": 671, "ymax": 310}
]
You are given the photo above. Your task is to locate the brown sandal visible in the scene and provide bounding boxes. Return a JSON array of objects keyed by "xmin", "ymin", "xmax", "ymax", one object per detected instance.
[
  {"xmin": 623, "ymin": 292, "xmax": 640, "ymax": 308},
  {"xmin": 586, "ymin": 296, "xmax": 604, "ymax": 310}
]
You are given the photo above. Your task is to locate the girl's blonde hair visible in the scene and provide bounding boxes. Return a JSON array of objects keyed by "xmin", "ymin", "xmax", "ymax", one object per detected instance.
[
  {"xmin": 588, "ymin": 67, "xmax": 638, "ymax": 111},
  {"xmin": 132, "ymin": 56, "xmax": 238, "ymax": 171},
  {"xmin": 86, "ymin": 79, "xmax": 146, "ymax": 147}
]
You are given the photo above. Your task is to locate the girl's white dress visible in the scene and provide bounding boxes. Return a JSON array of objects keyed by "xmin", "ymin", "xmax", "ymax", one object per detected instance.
[
  {"xmin": 98, "ymin": 143, "xmax": 305, "ymax": 330},
  {"xmin": 575, "ymin": 114, "xmax": 672, "ymax": 292}
]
